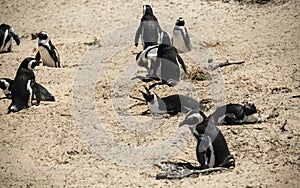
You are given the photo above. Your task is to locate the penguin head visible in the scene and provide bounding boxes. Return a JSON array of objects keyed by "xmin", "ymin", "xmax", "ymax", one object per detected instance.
[
  {"xmin": 37, "ymin": 31, "xmax": 49, "ymax": 43},
  {"xmin": 19, "ymin": 57, "xmax": 41, "ymax": 71},
  {"xmin": 139, "ymin": 85, "xmax": 158, "ymax": 103},
  {"xmin": 0, "ymin": 79, "xmax": 7, "ymax": 90},
  {"xmin": 243, "ymin": 101, "xmax": 257, "ymax": 116},
  {"xmin": 176, "ymin": 17, "xmax": 185, "ymax": 26},
  {"xmin": 143, "ymin": 5, "xmax": 153, "ymax": 15},
  {"xmin": 243, "ymin": 101, "xmax": 259, "ymax": 123},
  {"xmin": 179, "ymin": 110, "xmax": 207, "ymax": 127},
  {"xmin": 160, "ymin": 31, "xmax": 172, "ymax": 45},
  {"xmin": 0, "ymin": 24, "xmax": 10, "ymax": 31}
]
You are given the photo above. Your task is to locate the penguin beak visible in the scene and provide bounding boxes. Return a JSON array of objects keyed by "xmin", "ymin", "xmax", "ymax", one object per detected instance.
[
  {"xmin": 178, "ymin": 120, "xmax": 186, "ymax": 127},
  {"xmin": 139, "ymin": 90, "xmax": 149, "ymax": 102},
  {"xmin": 143, "ymin": 85, "xmax": 150, "ymax": 95},
  {"xmin": 35, "ymin": 60, "xmax": 42, "ymax": 65}
]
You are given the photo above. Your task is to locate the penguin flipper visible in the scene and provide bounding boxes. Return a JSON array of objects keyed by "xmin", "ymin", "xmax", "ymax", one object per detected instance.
[
  {"xmin": 176, "ymin": 55, "xmax": 187, "ymax": 73},
  {"xmin": 183, "ymin": 28, "xmax": 191, "ymax": 51},
  {"xmin": 49, "ymin": 41, "xmax": 60, "ymax": 68},
  {"xmin": 35, "ymin": 51, "xmax": 41, "ymax": 61},
  {"xmin": 9, "ymin": 31, "xmax": 20, "ymax": 46},
  {"xmin": 134, "ymin": 23, "xmax": 142, "ymax": 47},
  {"xmin": 38, "ymin": 83, "xmax": 55, "ymax": 101},
  {"xmin": 31, "ymin": 81, "xmax": 41, "ymax": 106}
]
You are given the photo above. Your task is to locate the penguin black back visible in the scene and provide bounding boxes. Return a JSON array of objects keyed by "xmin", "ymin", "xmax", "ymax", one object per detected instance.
[
  {"xmin": 8, "ymin": 58, "xmax": 42, "ymax": 113},
  {"xmin": 8, "ymin": 68, "xmax": 40, "ymax": 113}
]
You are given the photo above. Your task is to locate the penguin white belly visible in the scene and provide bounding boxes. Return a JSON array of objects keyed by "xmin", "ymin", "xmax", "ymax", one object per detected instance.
[
  {"xmin": 39, "ymin": 46, "xmax": 56, "ymax": 67},
  {"xmin": 2, "ymin": 38, "xmax": 12, "ymax": 52},
  {"xmin": 173, "ymin": 31, "xmax": 188, "ymax": 53},
  {"xmin": 0, "ymin": 30, "xmax": 12, "ymax": 52},
  {"xmin": 27, "ymin": 80, "xmax": 33, "ymax": 107}
]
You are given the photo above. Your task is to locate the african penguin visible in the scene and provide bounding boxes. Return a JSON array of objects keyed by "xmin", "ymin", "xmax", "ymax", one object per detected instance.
[
  {"xmin": 0, "ymin": 78, "xmax": 55, "ymax": 101},
  {"xmin": 172, "ymin": 17, "xmax": 192, "ymax": 53},
  {"xmin": 209, "ymin": 102, "xmax": 259, "ymax": 125},
  {"xmin": 0, "ymin": 24, "xmax": 20, "ymax": 53},
  {"xmin": 136, "ymin": 31, "xmax": 187, "ymax": 87},
  {"xmin": 35, "ymin": 31, "xmax": 60, "ymax": 68},
  {"xmin": 179, "ymin": 110, "xmax": 235, "ymax": 169},
  {"xmin": 8, "ymin": 58, "xmax": 41, "ymax": 113},
  {"xmin": 135, "ymin": 5, "xmax": 162, "ymax": 50},
  {"xmin": 139, "ymin": 86, "xmax": 201, "ymax": 115},
  {"xmin": 0, "ymin": 78, "xmax": 13, "ymax": 98}
]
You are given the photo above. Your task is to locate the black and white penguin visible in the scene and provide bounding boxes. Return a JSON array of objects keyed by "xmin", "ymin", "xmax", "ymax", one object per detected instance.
[
  {"xmin": 8, "ymin": 58, "xmax": 41, "ymax": 113},
  {"xmin": 0, "ymin": 78, "xmax": 55, "ymax": 101},
  {"xmin": 172, "ymin": 17, "xmax": 191, "ymax": 53},
  {"xmin": 139, "ymin": 86, "xmax": 201, "ymax": 115},
  {"xmin": 135, "ymin": 5, "xmax": 162, "ymax": 50},
  {"xmin": 136, "ymin": 31, "xmax": 187, "ymax": 87},
  {"xmin": 179, "ymin": 110, "xmax": 235, "ymax": 169},
  {"xmin": 0, "ymin": 24, "xmax": 20, "ymax": 53},
  {"xmin": 0, "ymin": 78, "xmax": 13, "ymax": 98},
  {"xmin": 209, "ymin": 102, "xmax": 259, "ymax": 125},
  {"xmin": 35, "ymin": 31, "xmax": 60, "ymax": 68}
]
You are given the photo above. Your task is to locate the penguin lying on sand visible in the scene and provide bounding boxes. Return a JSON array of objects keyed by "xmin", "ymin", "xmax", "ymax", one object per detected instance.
[
  {"xmin": 0, "ymin": 78, "xmax": 55, "ymax": 101},
  {"xmin": 209, "ymin": 102, "xmax": 259, "ymax": 125},
  {"xmin": 179, "ymin": 110, "xmax": 235, "ymax": 169},
  {"xmin": 172, "ymin": 17, "xmax": 192, "ymax": 53},
  {"xmin": 35, "ymin": 31, "xmax": 60, "ymax": 68},
  {"xmin": 8, "ymin": 58, "xmax": 42, "ymax": 113},
  {"xmin": 135, "ymin": 5, "xmax": 162, "ymax": 50},
  {"xmin": 0, "ymin": 24, "xmax": 20, "ymax": 53},
  {"xmin": 139, "ymin": 86, "xmax": 201, "ymax": 115}
]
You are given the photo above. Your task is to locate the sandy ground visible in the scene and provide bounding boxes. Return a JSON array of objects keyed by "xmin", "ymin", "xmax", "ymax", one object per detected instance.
[{"xmin": 0, "ymin": 0, "xmax": 299, "ymax": 187}]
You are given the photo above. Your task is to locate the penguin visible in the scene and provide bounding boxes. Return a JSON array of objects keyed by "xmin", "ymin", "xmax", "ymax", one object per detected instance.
[
  {"xmin": 0, "ymin": 24, "xmax": 20, "ymax": 53},
  {"xmin": 0, "ymin": 78, "xmax": 55, "ymax": 101},
  {"xmin": 172, "ymin": 17, "xmax": 192, "ymax": 53},
  {"xmin": 179, "ymin": 110, "xmax": 235, "ymax": 169},
  {"xmin": 35, "ymin": 31, "xmax": 60, "ymax": 68},
  {"xmin": 8, "ymin": 58, "xmax": 41, "ymax": 113},
  {"xmin": 136, "ymin": 31, "xmax": 187, "ymax": 87},
  {"xmin": 135, "ymin": 5, "xmax": 162, "ymax": 50},
  {"xmin": 139, "ymin": 86, "xmax": 201, "ymax": 115},
  {"xmin": 209, "ymin": 102, "xmax": 259, "ymax": 125},
  {"xmin": 0, "ymin": 78, "xmax": 13, "ymax": 98}
]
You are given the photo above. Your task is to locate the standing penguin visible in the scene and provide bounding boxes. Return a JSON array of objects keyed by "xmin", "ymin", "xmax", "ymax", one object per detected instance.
[
  {"xmin": 0, "ymin": 24, "xmax": 20, "ymax": 53},
  {"xmin": 136, "ymin": 30, "xmax": 187, "ymax": 87},
  {"xmin": 35, "ymin": 31, "xmax": 60, "ymax": 68},
  {"xmin": 8, "ymin": 58, "xmax": 41, "ymax": 113},
  {"xmin": 135, "ymin": 5, "xmax": 162, "ymax": 50},
  {"xmin": 172, "ymin": 17, "xmax": 192, "ymax": 53},
  {"xmin": 179, "ymin": 110, "xmax": 235, "ymax": 169},
  {"xmin": 0, "ymin": 77, "xmax": 55, "ymax": 101}
]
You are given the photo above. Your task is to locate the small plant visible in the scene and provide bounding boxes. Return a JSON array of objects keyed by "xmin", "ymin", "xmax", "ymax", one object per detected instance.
[{"xmin": 189, "ymin": 66, "xmax": 211, "ymax": 81}]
